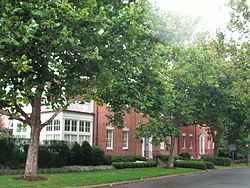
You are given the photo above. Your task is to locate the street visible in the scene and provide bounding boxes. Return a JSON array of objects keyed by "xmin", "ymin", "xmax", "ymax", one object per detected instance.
[{"xmin": 113, "ymin": 167, "xmax": 250, "ymax": 188}]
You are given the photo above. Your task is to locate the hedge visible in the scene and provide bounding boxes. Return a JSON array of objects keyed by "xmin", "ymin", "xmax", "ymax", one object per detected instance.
[
  {"xmin": 174, "ymin": 161, "xmax": 207, "ymax": 170},
  {"xmin": 203, "ymin": 156, "xmax": 232, "ymax": 166},
  {"xmin": 112, "ymin": 161, "xmax": 156, "ymax": 169},
  {"xmin": 0, "ymin": 165, "xmax": 115, "ymax": 175},
  {"xmin": 111, "ymin": 155, "xmax": 146, "ymax": 163},
  {"xmin": 179, "ymin": 153, "xmax": 191, "ymax": 160},
  {"xmin": 154, "ymin": 154, "xmax": 181, "ymax": 163}
]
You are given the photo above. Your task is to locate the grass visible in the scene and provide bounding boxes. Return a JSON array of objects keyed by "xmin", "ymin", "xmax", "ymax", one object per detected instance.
[
  {"xmin": 0, "ymin": 167, "xmax": 202, "ymax": 188},
  {"xmin": 215, "ymin": 163, "xmax": 249, "ymax": 169}
]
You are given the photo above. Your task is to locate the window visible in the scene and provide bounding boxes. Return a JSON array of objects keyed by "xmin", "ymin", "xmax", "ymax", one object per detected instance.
[
  {"xmin": 208, "ymin": 139, "xmax": 211, "ymax": 149},
  {"xmin": 85, "ymin": 122, "xmax": 91, "ymax": 132},
  {"xmin": 46, "ymin": 121, "xmax": 53, "ymax": 131},
  {"xmin": 79, "ymin": 135, "xmax": 91, "ymax": 143},
  {"xmin": 106, "ymin": 130, "xmax": 113, "ymax": 149},
  {"xmin": 79, "ymin": 121, "xmax": 84, "ymax": 132},
  {"xmin": 122, "ymin": 131, "xmax": 128, "ymax": 149},
  {"xmin": 65, "ymin": 120, "xmax": 70, "ymax": 131},
  {"xmin": 71, "ymin": 120, "xmax": 77, "ymax": 131},
  {"xmin": 64, "ymin": 134, "xmax": 70, "ymax": 142},
  {"xmin": 53, "ymin": 134, "xmax": 60, "ymax": 140},
  {"xmin": 182, "ymin": 135, "xmax": 186, "ymax": 149},
  {"xmin": 46, "ymin": 134, "xmax": 53, "ymax": 140},
  {"xmin": 160, "ymin": 142, "xmax": 165, "ymax": 150},
  {"xmin": 71, "ymin": 135, "xmax": 77, "ymax": 142},
  {"xmin": 54, "ymin": 120, "xmax": 60, "ymax": 131},
  {"xmin": 189, "ymin": 135, "xmax": 193, "ymax": 149}
]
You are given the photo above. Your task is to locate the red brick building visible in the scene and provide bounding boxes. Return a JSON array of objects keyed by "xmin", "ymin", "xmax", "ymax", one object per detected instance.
[{"xmin": 93, "ymin": 104, "xmax": 214, "ymax": 159}]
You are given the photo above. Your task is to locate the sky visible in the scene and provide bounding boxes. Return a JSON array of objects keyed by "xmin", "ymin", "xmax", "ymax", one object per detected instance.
[{"xmin": 149, "ymin": 0, "xmax": 231, "ymax": 32}]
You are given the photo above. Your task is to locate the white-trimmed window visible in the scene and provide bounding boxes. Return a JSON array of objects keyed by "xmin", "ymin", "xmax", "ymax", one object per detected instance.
[
  {"xmin": 106, "ymin": 130, "xmax": 113, "ymax": 149},
  {"xmin": 79, "ymin": 121, "xmax": 85, "ymax": 132},
  {"xmin": 208, "ymin": 138, "xmax": 211, "ymax": 149},
  {"xmin": 160, "ymin": 142, "xmax": 165, "ymax": 150},
  {"xmin": 54, "ymin": 120, "xmax": 60, "ymax": 131},
  {"xmin": 46, "ymin": 121, "xmax": 53, "ymax": 131},
  {"xmin": 85, "ymin": 122, "xmax": 91, "ymax": 132},
  {"xmin": 122, "ymin": 131, "xmax": 128, "ymax": 149},
  {"xmin": 71, "ymin": 135, "xmax": 77, "ymax": 142},
  {"xmin": 53, "ymin": 134, "xmax": 60, "ymax": 140},
  {"xmin": 79, "ymin": 135, "xmax": 90, "ymax": 143},
  {"xmin": 189, "ymin": 134, "xmax": 193, "ymax": 149},
  {"xmin": 65, "ymin": 120, "xmax": 70, "ymax": 131},
  {"xmin": 182, "ymin": 134, "xmax": 186, "ymax": 149},
  {"xmin": 71, "ymin": 120, "xmax": 77, "ymax": 131},
  {"xmin": 46, "ymin": 134, "xmax": 53, "ymax": 140},
  {"xmin": 64, "ymin": 134, "xmax": 70, "ymax": 142}
]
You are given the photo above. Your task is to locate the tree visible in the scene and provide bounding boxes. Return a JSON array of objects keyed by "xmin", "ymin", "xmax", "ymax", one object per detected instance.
[{"xmin": 0, "ymin": 0, "xmax": 167, "ymax": 177}]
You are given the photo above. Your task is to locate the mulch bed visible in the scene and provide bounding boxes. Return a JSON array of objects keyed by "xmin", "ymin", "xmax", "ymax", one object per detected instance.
[{"xmin": 13, "ymin": 176, "xmax": 48, "ymax": 181}]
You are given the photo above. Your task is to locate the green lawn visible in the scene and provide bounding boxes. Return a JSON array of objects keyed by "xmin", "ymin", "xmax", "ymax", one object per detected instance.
[
  {"xmin": 0, "ymin": 168, "xmax": 201, "ymax": 188},
  {"xmin": 215, "ymin": 163, "xmax": 249, "ymax": 169}
]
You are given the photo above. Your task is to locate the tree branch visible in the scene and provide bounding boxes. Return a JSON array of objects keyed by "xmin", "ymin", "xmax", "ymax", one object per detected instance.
[
  {"xmin": 14, "ymin": 102, "xmax": 30, "ymax": 120},
  {"xmin": 41, "ymin": 108, "xmax": 64, "ymax": 127},
  {"xmin": 0, "ymin": 109, "xmax": 29, "ymax": 124}
]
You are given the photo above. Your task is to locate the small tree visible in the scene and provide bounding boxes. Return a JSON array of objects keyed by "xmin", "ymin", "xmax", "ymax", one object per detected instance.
[
  {"xmin": 81, "ymin": 141, "xmax": 92, "ymax": 166},
  {"xmin": 70, "ymin": 142, "xmax": 83, "ymax": 166}
]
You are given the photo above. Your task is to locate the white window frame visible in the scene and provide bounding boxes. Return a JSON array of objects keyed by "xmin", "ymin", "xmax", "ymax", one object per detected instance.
[
  {"xmin": 122, "ymin": 131, "xmax": 129, "ymax": 149},
  {"xmin": 106, "ymin": 130, "xmax": 113, "ymax": 149},
  {"xmin": 182, "ymin": 133, "xmax": 186, "ymax": 149},
  {"xmin": 160, "ymin": 142, "xmax": 165, "ymax": 150},
  {"xmin": 189, "ymin": 134, "xmax": 193, "ymax": 149}
]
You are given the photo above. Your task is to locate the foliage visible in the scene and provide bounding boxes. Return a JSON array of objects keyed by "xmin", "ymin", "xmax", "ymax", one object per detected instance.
[
  {"xmin": 154, "ymin": 154, "xmax": 180, "ymax": 163},
  {"xmin": 81, "ymin": 141, "xmax": 92, "ymax": 166},
  {"xmin": 111, "ymin": 155, "xmax": 146, "ymax": 163},
  {"xmin": 112, "ymin": 161, "xmax": 156, "ymax": 169},
  {"xmin": 69, "ymin": 142, "xmax": 83, "ymax": 166},
  {"xmin": 91, "ymin": 146, "xmax": 105, "ymax": 166},
  {"xmin": 179, "ymin": 153, "xmax": 191, "ymax": 160},
  {"xmin": 202, "ymin": 156, "xmax": 232, "ymax": 166},
  {"xmin": 202, "ymin": 161, "xmax": 215, "ymax": 169},
  {"xmin": 174, "ymin": 161, "xmax": 207, "ymax": 170},
  {"xmin": 0, "ymin": 0, "xmax": 173, "ymax": 176}
]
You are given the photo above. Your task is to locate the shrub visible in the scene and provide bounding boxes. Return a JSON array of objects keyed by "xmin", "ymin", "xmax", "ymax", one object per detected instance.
[
  {"xmin": 154, "ymin": 154, "xmax": 180, "ymax": 163},
  {"xmin": 70, "ymin": 142, "xmax": 83, "ymax": 165},
  {"xmin": 91, "ymin": 146, "xmax": 105, "ymax": 165},
  {"xmin": 203, "ymin": 161, "xmax": 215, "ymax": 169},
  {"xmin": 111, "ymin": 155, "xmax": 146, "ymax": 163},
  {"xmin": 112, "ymin": 161, "xmax": 156, "ymax": 169},
  {"xmin": 81, "ymin": 141, "xmax": 92, "ymax": 166},
  {"xmin": 203, "ymin": 156, "xmax": 232, "ymax": 166},
  {"xmin": 174, "ymin": 161, "xmax": 207, "ymax": 170},
  {"xmin": 103, "ymin": 155, "xmax": 112, "ymax": 165},
  {"xmin": 179, "ymin": 152, "xmax": 191, "ymax": 160}
]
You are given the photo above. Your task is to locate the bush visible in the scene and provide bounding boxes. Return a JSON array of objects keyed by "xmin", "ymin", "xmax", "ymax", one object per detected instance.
[
  {"xmin": 203, "ymin": 156, "xmax": 232, "ymax": 166},
  {"xmin": 81, "ymin": 141, "xmax": 92, "ymax": 166},
  {"xmin": 179, "ymin": 153, "xmax": 191, "ymax": 160},
  {"xmin": 103, "ymin": 155, "xmax": 112, "ymax": 165},
  {"xmin": 203, "ymin": 161, "xmax": 215, "ymax": 169},
  {"xmin": 0, "ymin": 165, "xmax": 115, "ymax": 175},
  {"xmin": 91, "ymin": 146, "xmax": 105, "ymax": 166},
  {"xmin": 174, "ymin": 161, "xmax": 207, "ymax": 170},
  {"xmin": 70, "ymin": 142, "xmax": 83, "ymax": 165},
  {"xmin": 111, "ymin": 155, "xmax": 146, "ymax": 163},
  {"xmin": 154, "ymin": 154, "xmax": 180, "ymax": 163},
  {"xmin": 112, "ymin": 161, "xmax": 156, "ymax": 169}
]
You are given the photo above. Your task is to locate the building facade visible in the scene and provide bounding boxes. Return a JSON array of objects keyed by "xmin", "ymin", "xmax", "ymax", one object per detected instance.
[{"xmin": 4, "ymin": 102, "xmax": 214, "ymax": 158}]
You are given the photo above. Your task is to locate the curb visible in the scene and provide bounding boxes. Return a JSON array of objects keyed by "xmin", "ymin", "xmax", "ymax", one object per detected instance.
[{"xmin": 75, "ymin": 166, "xmax": 250, "ymax": 188}]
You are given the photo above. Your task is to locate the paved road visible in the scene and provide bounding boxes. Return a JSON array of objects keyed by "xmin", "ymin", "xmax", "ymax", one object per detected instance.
[{"xmin": 112, "ymin": 168, "xmax": 250, "ymax": 188}]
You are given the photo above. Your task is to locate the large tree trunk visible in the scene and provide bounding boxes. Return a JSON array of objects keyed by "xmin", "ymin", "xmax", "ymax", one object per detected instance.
[
  {"xmin": 24, "ymin": 125, "xmax": 41, "ymax": 177},
  {"xmin": 167, "ymin": 136, "xmax": 176, "ymax": 168},
  {"xmin": 213, "ymin": 131, "xmax": 222, "ymax": 157},
  {"xmin": 24, "ymin": 95, "xmax": 42, "ymax": 177}
]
